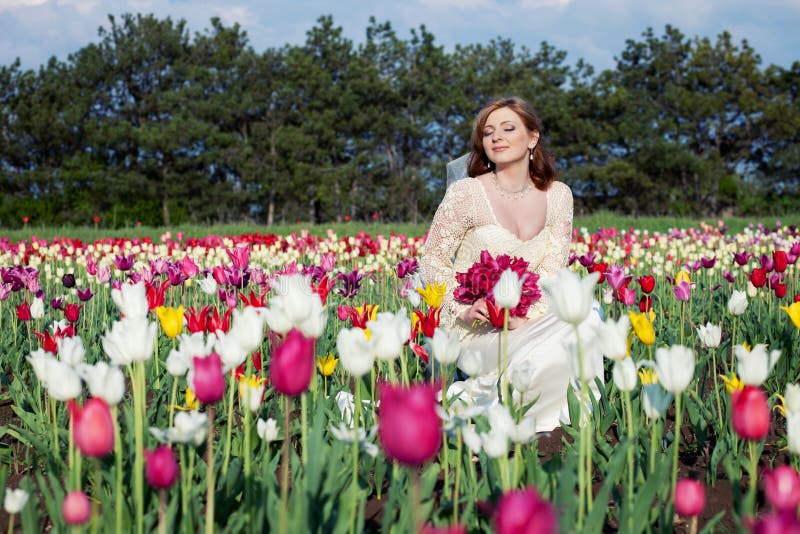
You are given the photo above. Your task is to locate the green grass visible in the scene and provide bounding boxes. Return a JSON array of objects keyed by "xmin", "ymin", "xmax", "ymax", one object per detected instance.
[{"xmin": 0, "ymin": 212, "xmax": 791, "ymax": 242}]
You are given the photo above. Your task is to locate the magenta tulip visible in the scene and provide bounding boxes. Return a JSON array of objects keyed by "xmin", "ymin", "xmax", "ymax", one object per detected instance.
[
  {"xmin": 270, "ymin": 328, "xmax": 315, "ymax": 397},
  {"xmin": 192, "ymin": 353, "xmax": 225, "ymax": 404},
  {"xmin": 674, "ymin": 478, "xmax": 705, "ymax": 517},
  {"xmin": 419, "ymin": 524, "xmax": 466, "ymax": 534},
  {"xmin": 377, "ymin": 382, "xmax": 441, "ymax": 466},
  {"xmin": 144, "ymin": 445, "xmax": 180, "ymax": 489},
  {"xmin": 62, "ymin": 490, "xmax": 91, "ymax": 525},
  {"xmin": 494, "ymin": 487, "xmax": 558, "ymax": 534},
  {"xmin": 69, "ymin": 398, "xmax": 114, "ymax": 458},
  {"xmin": 748, "ymin": 512, "xmax": 800, "ymax": 534},
  {"xmin": 673, "ymin": 281, "xmax": 692, "ymax": 302},
  {"xmin": 731, "ymin": 386, "xmax": 770, "ymax": 441},
  {"xmin": 764, "ymin": 465, "xmax": 800, "ymax": 512}
]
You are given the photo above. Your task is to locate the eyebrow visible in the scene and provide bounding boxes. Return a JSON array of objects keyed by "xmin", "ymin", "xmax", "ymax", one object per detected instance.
[{"xmin": 483, "ymin": 120, "xmax": 517, "ymax": 129}]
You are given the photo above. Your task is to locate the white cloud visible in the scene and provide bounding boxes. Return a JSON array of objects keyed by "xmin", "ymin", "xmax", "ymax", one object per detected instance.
[
  {"xmin": 416, "ymin": 0, "xmax": 495, "ymax": 9},
  {"xmin": 56, "ymin": 0, "xmax": 100, "ymax": 15},
  {"xmin": 0, "ymin": 0, "xmax": 47, "ymax": 11},
  {"xmin": 518, "ymin": 0, "xmax": 572, "ymax": 9},
  {"xmin": 212, "ymin": 5, "xmax": 257, "ymax": 27}
]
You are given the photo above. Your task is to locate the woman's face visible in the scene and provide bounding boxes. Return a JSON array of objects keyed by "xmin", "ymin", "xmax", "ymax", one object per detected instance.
[{"xmin": 482, "ymin": 107, "xmax": 539, "ymax": 168}]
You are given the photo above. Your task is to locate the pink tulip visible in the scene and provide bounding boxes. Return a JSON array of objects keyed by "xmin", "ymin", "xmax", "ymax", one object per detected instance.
[
  {"xmin": 192, "ymin": 353, "xmax": 225, "ymax": 404},
  {"xmin": 763, "ymin": 465, "xmax": 800, "ymax": 512},
  {"xmin": 419, "ymin": 524, "xmax": 466, "ymax": 534},
  {"xmin": 673, "ymin": 281, "xmax": 692, "ymax": 302},
  {"xmin": 270, "ymin": 328, "xmax": 315, "ymax": 397},
  {"xmin": 674, "ymin": 478, "xmax": 705, "ymax": 517},
  {"xmin": 731, "ymin": 386, "xmax": 770, "ymax": 441},
  {"xmin": 69, "ymin": 398, "xmax": 114, "ymax": 458},
  {"xmin": 605, "ymin": 264, "xmax": 632, "ymax": 290},
  {"xmin": 62, "ymin": 490, "xmax": 91, "ymax": 525},
  {"xmin": 747, "ymin": 512, "xmax": 800, "ymax": 534},
  {"xmin": 377, "ymin": 382, "xmax": 441, "ymax": 466},
  {"xmin": 144, "ymin": 445, "xmax": 180, "ymax": 489},
  {"xmin": 494, "ymin": 487, "xmax": 558, "ymax": 534}
]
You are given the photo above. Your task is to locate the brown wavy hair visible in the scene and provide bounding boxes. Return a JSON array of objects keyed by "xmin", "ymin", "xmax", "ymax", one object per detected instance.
[{"xmin": 466, "ymin": 96, "xmax": 557, "ymax": 190}]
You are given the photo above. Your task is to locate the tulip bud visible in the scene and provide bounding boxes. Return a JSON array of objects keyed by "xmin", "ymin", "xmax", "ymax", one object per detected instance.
[
  {"xmin": 69, "ymin": 398, "xmax": 115, "ymax": 458},
  {"xmin": 192, "ymin": 353, "xmax": 225, "ymax": 404},
  {"xmin": 493, "ymin": 269, "xmax": 522, "ymax": 310},
  {"xmin": 763, "ymin": 465, "xmax": 800, "ymax": 512},
  {"xmin": 144, "ymin": 445, "xmax": 179, "ymax": 489},
  {"xmin": 731, "ymin": 385, "xmax": 770, "ymax": 441},
  {"xmin": 728, "ymin": 290, "xmax": 748, "ymax": 315},
  {"xmin": 377, "ymin": 382, "xmax": 441, "ymax": 466},
  {"xmin": 62, "ymin": 490, "xmax": 91, "ymax": 525},
  {"xmin": 494, "ymin": 487, "xmax": 558, "ymax": 534},
  {"xmin": 270, "ymin": 328, "xmax": 315, "ymax": 397},
  {"xmin": 674, "ymin": 478, "xmax": 705, "ymax": 517}
]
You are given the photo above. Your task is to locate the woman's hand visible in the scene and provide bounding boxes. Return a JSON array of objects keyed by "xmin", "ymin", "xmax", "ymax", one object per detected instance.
[{"xmin": 459, "ymin": 297, "xmax": 489, "ymax": 324}]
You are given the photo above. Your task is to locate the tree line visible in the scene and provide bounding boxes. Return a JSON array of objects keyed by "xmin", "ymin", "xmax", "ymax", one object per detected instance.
[{"xmin": 0, "ymin": 13, "xmax": 798, "ymax": 227}]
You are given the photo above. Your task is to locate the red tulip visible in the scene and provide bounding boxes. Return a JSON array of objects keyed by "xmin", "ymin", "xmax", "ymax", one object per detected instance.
[
  {"xmin": 637, "ymin": 275, "xmax": 655, "ymax": 294},
  {"xmin": 69, "ymin": 398, "xmax": 115, "ymax": 458},
  {"xmin": 731, "ymin": 385, "xmax": 770, "ymax": 441},
  {"xmin": 749, "ymin": 268, "xmax": 767, "ymax": 288},
  {"xmin": 184, "ymin": 306, "xmax": 210, "ymax": 334},
  {"xmin": 62, "ymin": 490, "xmax": 91, "ymax": 525},
  {"xmin": 494, "ymin": 487, "xmax": 558, "ymax": 534},
  {"xmin": 64, "ymin": 303, "xmax": 82, "ymax": 323},
  {"xmin": 192, "ymin": 353, "xmax": 225, "ymax": 404},
  {"xmin": 144, "ymin": 445, "xmax": 180, "ymax": 489},
  {"xmin": 270, "ymin": 328, "xmax": 315, "ymax": 397},
  {"xmin": 485, "ymin": 299, "xmax": 506, "ymax": 329},
  {"xmin": 16, "ymin": 302, "xmax": 31, "ymax": 321},
  {"xmin": 763, "ymin": 465, "xmax": 800, "ymax": 512},
  {"xmin": 616, "ymin": 287, "xmax": 637, "ymax": 306},
  {"xmin": 773, "ymin": 250, "xmax": 788, "ymax": 273},
  {"xmin": 774, "ymin": 283, "xmax": 787, "ymax": 299},
  {"xmin": 674, "ymin": 478, "xmax": 705, "ymax": 517},
  {"xmin": 638, "ymin": 295, "xmax": 653, "ymax": 313},
  {"xmin": 377, "ymin": 382, "xmax": 441, "ymax": 466},
  {"xmin": 587, "ymin": 262, "xmax": 608, "ymax": 284}
]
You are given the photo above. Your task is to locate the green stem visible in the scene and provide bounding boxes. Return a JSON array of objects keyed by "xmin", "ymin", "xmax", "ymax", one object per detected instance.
[
  {"xmin": 158, "ymin": 489, "xmax": 167, "ymax": 534},
  {"xmin": 134, "ymin": 362, "xmax": 145, "ymax": 534},
  {"xmin": 169, "ymin": 376, "xmax": 179, "ymax": 428},
  {"xmin": 243, "ymin": 405, "xmax": 252, "ymax": 530},
  {"xmin": 624, "ymin": 390, "xmax": 635, "ymax": 530},
  {"xmin": 7, "ymin": 513, "xmax": 14, "ymax": 534},
  {"xmin": 279, "ymin": 397, "xmax": 290, "ymax": 534},
  {"xmin": 205, "ymin": 406, "xmax": 217, "ymax": 534},
  {"xmin": 113, "ymin": 406, "xmax": 123, "ymax": 534},
  {"xmin": 711, "ymin": 349, "xmax": 723, "ymax": 429},
  {"xmin": 350, "ymin": 386, "xmax": 361, "ymax": 534},
  {"xmin": 51, "ymin": 395, "xmax": 59, "ymax": 458},
  {"xmin": 671, "ymin": 393, "xmax": 683, "ymax": 503},
  {"xmin": 221, "ymin": 374, "xmax": 236, "ymax": 479},
  {"xmin": 301, "ymin": 393, "xmax": 308, "ymax": 466},
  {"xmin": 746, "ymin": 440, "xmax": 759, "ymax": 516},
  {"xmin": 453, "ymin": 427, "xmax": 462, "ymax": 526}
]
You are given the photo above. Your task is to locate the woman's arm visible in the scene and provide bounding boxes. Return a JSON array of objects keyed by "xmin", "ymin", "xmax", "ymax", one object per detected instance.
[
  {"xmin": 537, "ymin": 182, "xmax": 574, "ymax": 279},
  {"xmin": 419, "ymin": 181, "xmax": 473, "ymax": 328}
]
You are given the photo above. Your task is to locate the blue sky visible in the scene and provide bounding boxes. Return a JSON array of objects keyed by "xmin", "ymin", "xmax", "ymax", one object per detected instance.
[{"xmin": 1, "ymin": 0, "xmax": 798, "ymax": 72}]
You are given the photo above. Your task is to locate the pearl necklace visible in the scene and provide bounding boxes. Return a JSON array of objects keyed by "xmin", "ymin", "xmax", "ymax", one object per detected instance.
[{"xmin": 491, "ymin": 172, "xmax": 533, "ymax": 200}]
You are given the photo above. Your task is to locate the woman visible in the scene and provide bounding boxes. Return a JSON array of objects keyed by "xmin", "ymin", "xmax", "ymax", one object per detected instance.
[{"xmin": 420, "ymin": 96, "xmax": 603, "ymax": 432}]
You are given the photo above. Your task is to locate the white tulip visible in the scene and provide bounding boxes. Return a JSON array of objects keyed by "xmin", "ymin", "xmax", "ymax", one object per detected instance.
[
  {"xmin": 264, "ymin": 274, "xmax": 320, "ymax": 335},
  {"xmin": 197, "ymin": 275, "xmax": 218, "ymax": 295},
  {"xmin": 540, "ymin": 268, "xmax": 600, "ymax": 326},
  {"xmin": 76, "ymin": 362, "xmax": 125, "ymax": 406},
  {"xmin": 746, "ymin": 281, "xmax": 758, "ymax": 298},
  {"xmin": 57, "ymin": 335, "xmax": 85, "ymax": 366},
  {"xmin": 785, "ymin": 383, "xmax": 800, "ymax": 417},
  {"xmin": 27, "ymin": 348, "xmax": 55, "ymax": 385},
  {"xmin": 641, "ymin": 384, "xmax": 673, "ymax": 419},
  {"xmin": 728, "ymin": 290, "xmax": 748, "ymax": 316},
  {"xmin": 167, "ymin": 332, "xmax": 215, "ymax": 377},
  {"xmin": 735, "ymin": 344, "xmax": 781, "ymax": 386},
  {"xmin": 480, "ymin": 431, "xmax": 509, "ymax": 458},
  {"xmin": 565, "ymin": 329, "xmax": 599, "ymax": 383},
  {"xmin": 430, "ymin": 327, "xmax": 461, "ymax": 365},
  {"xmin": 461, "ymin": 424, "xmax": 482, "ymax": 454},
  {"xmin": 787, "ymin": 413, "xmax": 800, "ymax": 455},
  {"xmin": 110, "ymin": 282, "xmax": 148, "ymax": 319},
  {"xmin": 212, "ymin": 330, "xmax": 249, "ymax": 373},
  {"xmin": 612, "ymin": 358, "xmax": 638, "ymax": 392},
  {"xmin": 329, "ymin": 423, "xmax": 379, "ymax": 458},
  {"xmin": 297, "ymin": 297, "xmax": 327, "ymax": 339},
  {"xmin": 510, "ymin": 361, "xmax": 535, "ymax": 393},
  {"xmin": 653, "ymin": 345, "xmax": 695, "ymax": 394},
  {"xmin": 3, "ymin": 488, "xmax": 28, "ymax": 514},
  {"xmin": 238, "ymin": 377, "xmax": 265, "ymax": 414},
  {"xmin": 229, "ymin": 307, "xmax": 266, "ymax": 353},
  {"xmin": 595, "ymin": 315, "xmax": 630, "ymax": 361},
  {"xmin": 102, "ymin": 316, "xmax": 156, "ymax": 365},
  {"xmin": 696, "ymin": 323, "xmax": 722, "ymax": 349},
  {"xmin": 30, "ymin": 297, "xmax": 44, "ymax": 319},
  {"xmin": 367, "ymin": 310, "xmax": 410, "ymax": 362},
  {"xmin": 457, "ymin": 349, "xmax": 483, "ymax": 377},
  {"xmin": 493, "ymin": 269, "xmax": 523, "ymax": 310},
  {"xmin": 336, "ymin": 328, "xmax": 375, "ymax": 377},
  {"xmin": 257, "ymin": 418, "xmax": 279, "ymax": 444},
  {"xmin": 44, "ymin": 359, "xmax": 82, "ymax": 401},
  {"xmin": 150, "ymin": 410, "xmax": 208, "ymax": 446}
]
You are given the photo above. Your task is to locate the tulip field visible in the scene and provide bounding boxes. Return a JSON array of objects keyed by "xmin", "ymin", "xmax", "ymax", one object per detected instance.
[{"xmin": 1, "ymin": 221, "xmax": 799, "ymax": 533}]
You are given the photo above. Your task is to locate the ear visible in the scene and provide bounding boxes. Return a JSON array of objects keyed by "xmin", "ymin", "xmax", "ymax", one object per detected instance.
[{"xmin": 529, "ymin": 131, "xmax": 540, "ymax": 149}]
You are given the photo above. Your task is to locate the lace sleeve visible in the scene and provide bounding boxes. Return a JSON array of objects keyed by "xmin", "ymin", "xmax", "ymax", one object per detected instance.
[
  {"xmin": 419, "ymin": 181, "xmax": 473, "ymax": 328},
  {"xmin": 537, "ymin": 182, "xmax": 573, "ymax": 279}
]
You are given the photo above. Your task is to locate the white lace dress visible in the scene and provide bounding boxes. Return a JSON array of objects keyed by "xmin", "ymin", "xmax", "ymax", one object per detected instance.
[{"xmin": 420, "ymin": 177, "xmax": 603, "ymax": 432}]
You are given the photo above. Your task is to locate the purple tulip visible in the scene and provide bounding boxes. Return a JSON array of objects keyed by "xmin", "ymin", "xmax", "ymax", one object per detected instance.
[
  {"xmin": 396, "ymin": 258, "xmax": 419, "ymax": 279},
  {"xmin": 578, "ymin": 252, "xmax": 596, "ymax": 267},
  {"xmin": 723, "ymin": 270, "xmax": 735, "ymax": 283},
  {"xmin": 605, "ymin": 264, "xmax": 632, "ymax": 291},
  {"xmin": 733, "ymin": 251, "xmax": 751, "ymax": 266},
  {"xmin": 673, "ymin": 281, "xmax": 692, "ymax": 302},
  {"xmin": 759, "ymin": 254, "xmax": 774, "ymax": 272},
  {"xmin": 149, "ymin": 257, "xmax": 169, "ymax": 275},
  {"xmin": 0, "ymin": 282, "xmax": 10, "ymax": 301},
  {"xmin": 50, "ymin": 296, "xmax": 64, "ymax": 309},
  {"xmin": 114, "ymin": 254, "xmax": 135, "ymax": 271},
  {"xmin": 166, "ymin": 265, "xmax": 188, "ymax": 286},
  {"xmin": 76, "ymin": 288, "xmax": 94, "ymax": 302},
  {"xmin": 336, "ymin": 269, "xmax": 367, "ymax": 298},
  {"xmin": 701, "ymin": 256, "xmax": 716, "ymax": 269}
]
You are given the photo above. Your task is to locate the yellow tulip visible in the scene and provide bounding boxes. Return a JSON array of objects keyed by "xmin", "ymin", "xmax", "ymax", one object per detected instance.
[
  {"xmin": 675, "ymin": 270, "xmax": 691, "ymax": 285},
  {"xmin": 156, "ymin": 305, "xmax": 184, "ymax": 338},
  {"xmin": 628, "ymin": 311, "xmax": 655, "ymax": 346},
  {"xmin": 781, "ymin": 302, "xmax": 800, "ymax": 330},
  {"xmin": 638, "ymin": 367, "xmax": 658, "ymax": 385},
  {"xmin": 355, "ymin": 304, "xmax": 379, "ymax": 322},
  {"xmin": 416, "ymin": 282, "xmax": 447, "ymax": 309},
  {"xmin": 175, "ymin": 387, "xmax": 200, "ymax": 411},
  {"xmin": 719, "ymin": 373, "xmax": 744, "ymax": 394},
  {"xmin": 317, "ymin": 353, "xmax": 339, "ymax": 377}
]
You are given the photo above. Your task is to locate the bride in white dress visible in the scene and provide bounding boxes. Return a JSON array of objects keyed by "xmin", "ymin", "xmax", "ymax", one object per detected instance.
[{"xmin": 420, "ymin": 96, "xmax": 603, "ymax": 432}]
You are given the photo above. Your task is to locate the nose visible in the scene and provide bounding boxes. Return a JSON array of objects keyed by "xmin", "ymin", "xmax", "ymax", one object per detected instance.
[{"xmin": 491, "ymin": 130, "xmax": 503, "ymax": 142}]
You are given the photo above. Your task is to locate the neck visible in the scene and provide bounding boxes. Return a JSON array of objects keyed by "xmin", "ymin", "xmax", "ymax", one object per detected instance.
[{"xmin": 493, "ymin": 161, "xmax": 530, "ymax": 189}]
